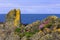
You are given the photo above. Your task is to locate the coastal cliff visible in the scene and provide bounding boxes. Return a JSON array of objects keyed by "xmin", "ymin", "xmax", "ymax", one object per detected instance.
[{"xmin": 0, "ymin": 9, "xmax": 60, "ymax": 40}]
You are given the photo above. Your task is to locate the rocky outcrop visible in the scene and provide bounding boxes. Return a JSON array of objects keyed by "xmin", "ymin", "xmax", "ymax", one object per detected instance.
[
  {"xmin": 6, "ymin": 9, "xmax": 21, "ymax": 27},
  {"xmin": 21, "ymin": 36, "xmax": 27, "ymax": 40},
  {"xmin": 29, "ymin": 31, "xmax": 45, "ymax": 40},
  {"xmin": 0, "ymin": 9, "xmax": 60, "ymax": 40},
  {"xmin": 39, "ymin": 32, "xmax": 60, "ymax": 40},
  {"xmin": 25, "ymin": 20, "xmax": 40, "ymax": 33},
  {"xmin": 5, "ymin": 32, "xmax": 20, "ymax": 40},
  {"xmin": 0, "ymin": 9, "xmax": 21, "ymax": 40}
]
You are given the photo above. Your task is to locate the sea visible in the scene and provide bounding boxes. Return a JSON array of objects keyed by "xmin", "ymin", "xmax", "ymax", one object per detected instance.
[{"xmin": 0, "ymin": 14, "xmax": 60, "ymax": 24}]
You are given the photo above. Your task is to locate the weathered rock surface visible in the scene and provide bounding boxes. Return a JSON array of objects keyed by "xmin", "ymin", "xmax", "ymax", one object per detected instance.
[
  {"xmin": 0, "ymin": 9, "xmax": 60, "ymax": 40},
  {"xmin": 25, "ymin": 20, "xmax": 40, "ymax": 32},
  {"xmin": 6, "ymin": 9, "xmax": 21, "ymax": 27},
  {"xmin": 0, "ymin": 9, "xmax": 21, "ymax": 40},
  {"xmin": 29, "ymin": 31, "xmax": 45, "ymax": 40},
  {"xmin": 21, "ymin": 36, "xmax": 27, "ymax": 40},
  {"xmin": 40, "ymin": 32, "xmax": 60, "ymax": 40},
  {"xmin": 5, "ymin": 32, "xmax": 20, "ymax": 40}
]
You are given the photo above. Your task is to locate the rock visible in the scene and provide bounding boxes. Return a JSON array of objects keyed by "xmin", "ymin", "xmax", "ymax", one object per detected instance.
[
  {"xmin": 51, "ymin": 32, "xmax": 60, "ymax": 40},
  {"xmin": 0, "ymin": 9, "xmax": 60, "ymax": 40},
  {"xmin": 0, "ymin": 24, "xmax": 4, "ymax": 29},
  {"xmin": 0, "ymin": 33, "xmax": 6, "ymax": 40},
  {"xmin": 6, "ymin": 9, "xmax": 21, "ymax": 27},
  {"xmin": 25, "ymin": 20, "xmax": 40, "ymax": 32},
  {"xmin": 4, "ymin": 9, "xmax": 21, "ymax": 37},
  {"xmin": 39, "ymin": 31, "xmax": 60, "ymax": 40},
  {"xmin": 43, "ymin": 28, "xmax": 51, "ymax": 34},
  {"xmin": 21, "ymin": 36, "xmax": 27, "ymax": 40},
  {"xmin": 0, "ymin": 9, "xmax": 21, "ymax": 40},
  {"xmin": 39, "ymin": 34, "xmax": 53, "ymax": 40},
  {"xmin": 46, "ymin": 16, "xmax": 58, "ymax": 20},
  {"xmin": 5, "ymin": 32, "xmax": 20, "ymax": 40},
  {"xmin": 29, "ymin": 31, "xmax": 45, "ymax": 40}
]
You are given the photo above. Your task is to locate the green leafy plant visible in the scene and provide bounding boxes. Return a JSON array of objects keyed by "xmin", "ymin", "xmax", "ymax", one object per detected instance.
[
  {"xmin": 44, "ymin": 23, "xmax": 52, "ymax": 28},
  {"xmin": 15, "ymin": 28, "xmax": 21, "ymax": 32},
  {"xmin": 24, "ymin": 32, "xmax": 34, "ymax": 37}
]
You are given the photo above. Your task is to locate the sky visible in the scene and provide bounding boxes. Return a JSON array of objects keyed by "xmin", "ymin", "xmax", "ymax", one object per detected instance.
[{"xmin": 0, "ymin": 0, "xmax": 60, "ymax": 14}]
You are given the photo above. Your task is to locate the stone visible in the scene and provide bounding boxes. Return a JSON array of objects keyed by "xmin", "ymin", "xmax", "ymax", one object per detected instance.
[
  {"xmin": 6, "ymin": 9, "xmax": 21, "ymax": 27},
  {"xmin": 21, "ymin": 36, "xmax": 27, "ymax": 40},
  {"xmin": 39, "ymin": 31, "xmax": 60, "ymax": 40},
  {"xmin": 25, "ymin": 20, "xmax": 40, "ymax": 32},
  {"xmin": 29, "ymin": 31, "xmax": 45, "ymax": 40},
  {"xmin": 5, "ymin": 32, "xmax": 20, "ymax": 40},
  {"xmin": 39, "ymin": 34, "xmax": 53, "ymax": 40}
]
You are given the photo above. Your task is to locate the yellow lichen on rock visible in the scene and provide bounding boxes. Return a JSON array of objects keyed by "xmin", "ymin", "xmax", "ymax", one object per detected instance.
[
  {"xmin": 6, "ymin": 9, "xmax": 21, "ymax": 27},
  {"xmin": 48, "ymin": 16, "xmax": 58, "ymax": 20},
  {"xmin": 14, "ymin": 9, "xmax": 20, "ymax": 26},
  {"xmin": 56, "ymin": 29, "xmax": 60, "ymax": 33},
  {"xmin": 43, "ymin": 28, "xmax": 51, "ymax": 34}
]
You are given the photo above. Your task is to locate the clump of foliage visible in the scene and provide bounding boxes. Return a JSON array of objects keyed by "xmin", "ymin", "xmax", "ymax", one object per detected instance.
[
  {"xmin": 44, "ymin": 23, "xmax": 53, "ymax": 28},
  {"xmin": 24, "ymin": 32, "xmax": 34, "ymax": 37},
  {"xmin": 15, "ymin": 28, "xmax": 21, "ymax": 32}
]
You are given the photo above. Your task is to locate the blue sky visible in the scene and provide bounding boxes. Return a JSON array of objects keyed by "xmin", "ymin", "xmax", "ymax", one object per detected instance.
[{"xmin": 0, "ymin": 0, "xmax": 60, "ymax": 14}]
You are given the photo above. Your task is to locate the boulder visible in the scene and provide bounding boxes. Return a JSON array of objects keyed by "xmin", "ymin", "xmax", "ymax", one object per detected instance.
[
  {"xmin": 6, "ymin": 9, "xmax": 21, "ymax": 27},
  {"xmin": 29, "ymin": 31, "xmax": 45, "ymax": 40}
]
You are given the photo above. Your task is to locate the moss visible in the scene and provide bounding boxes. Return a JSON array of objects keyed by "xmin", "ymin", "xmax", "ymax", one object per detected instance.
[
  {"xmin": 24, "ymin": 32, "xmax": 35, "ymax": 37},
  {"xmin": 44, "ymin": 23, "xmax": 52, "ymax": 28},
  {"xmin": 15, "ymin": 28, "xmax": 21, "ymax": 32}
]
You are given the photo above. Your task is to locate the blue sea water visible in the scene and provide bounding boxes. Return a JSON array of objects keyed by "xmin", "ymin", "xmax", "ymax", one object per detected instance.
[{"xmin": 0, "ymin": 14, "xmax": 60, "ymax": 24}]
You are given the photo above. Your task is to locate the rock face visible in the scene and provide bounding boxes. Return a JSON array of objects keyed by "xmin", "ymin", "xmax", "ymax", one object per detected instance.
[
  {"xmin": 6, "ymin": 9, "xmax": 21, "ymax": 27},
  {"xmin": 0, "ymin": 9, "xmax": 60, "ymax": 40},
  {"xmin": 5, "ymin": 9, "xmax": 21, "ymax": 40},
  {"xmin": 5, "ymin": 32, "xmax": 20, "ymax": 40},
  {"xmin": 21, "ymin": 36, "xmax": 27, "ymax": 40},
  {"xmin": 39, "ymin": 32, "xmax": 60, "ymax": 40},
  {"xmin": 25, "ymin": 20, "xmax": 40, "ymax": 33},
  {"xmin": 0, "ymin": 9, "xmax": 21, "ymax": 40},
  {"xmin": 29, "ymin": 31, "xmax": 45, "ymax": 40}
]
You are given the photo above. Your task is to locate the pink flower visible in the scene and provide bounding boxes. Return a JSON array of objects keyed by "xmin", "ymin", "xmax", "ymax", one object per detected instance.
[
  {"xmin": 39, "ymin": 24, "xmax": 45, "ymax": 29},
  {"xmin": 39, "ymin": 20, "xmax": 50, "ymax": 29}
]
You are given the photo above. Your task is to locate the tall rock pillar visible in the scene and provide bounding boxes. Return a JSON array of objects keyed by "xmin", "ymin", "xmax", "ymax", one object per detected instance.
[
  {"xmin": 14, "ymin": 9, "xmax": 21, "ymax": 27},
  {"xmin": 6, "ymin": 9, "xmax": 21, "ymax": 27}
]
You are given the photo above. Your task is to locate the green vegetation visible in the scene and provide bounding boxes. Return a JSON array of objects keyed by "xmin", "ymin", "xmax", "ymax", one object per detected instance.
[
  {"xmin": 44, "ymin": 23, "xmax": 52, "ymax": 28},
  {"xmin": 15, "ymin": 28, "xmax": 21, "ymax": 32},
  {"xmin": 24, "ymin": 32, "xmax": 34, "ymax": 37}
]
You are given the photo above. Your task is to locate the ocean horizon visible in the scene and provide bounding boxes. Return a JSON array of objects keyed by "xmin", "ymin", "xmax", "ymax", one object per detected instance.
[{"xmin": 0, "ymin": 14, "xmax": 60, "ymax": 24}]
